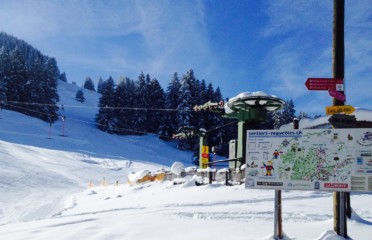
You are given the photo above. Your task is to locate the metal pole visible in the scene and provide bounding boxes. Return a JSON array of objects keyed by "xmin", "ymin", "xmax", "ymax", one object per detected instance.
[
  {"xmin": 61, "ymin": 116, "xmax": 65, "ymax": 137},
  {"xmin": 236, "ymin": 116, "xmax": 247, "ymax": 167},
  {"xmin": 340, "ymin": 191, "xmax": 346, "ymax": 237},
  {"xmin": 347, "ymin": 193, "xmax": 351, "ymax": 218},
  {"xmin": 225, "ymin": 170, "xmax": 229, "ymax": 186},
  {"xmin": 274, "ymin": 191, "xmax": 279, "ymax": 239},
  {"xmin": 199, "ymin": 136, "xmax": 204, "ymax": 169},
  {"xmin": 274, "ymin": 190, "xmax": 283, "ymax": 239}
]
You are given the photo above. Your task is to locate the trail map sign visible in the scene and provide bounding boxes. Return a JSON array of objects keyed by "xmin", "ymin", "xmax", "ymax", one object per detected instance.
[{"xmin": 245, "ymin": 129, "xmax": 372, "ymax": 192}]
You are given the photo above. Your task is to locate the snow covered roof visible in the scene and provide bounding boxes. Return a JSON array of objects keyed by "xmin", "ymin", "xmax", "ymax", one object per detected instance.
[{"xmin": 224, "ymin": 91, "xmax": 284, "ymax": 114}]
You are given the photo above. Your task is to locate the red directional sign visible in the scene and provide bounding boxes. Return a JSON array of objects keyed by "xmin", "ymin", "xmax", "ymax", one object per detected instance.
[
  {"xmin": 305, "ymin": 78, "xmax": 343, "ymax": 91},
  {"xmin": 328, "ymin": 89, "xmax": 346, "ymax": 102}
]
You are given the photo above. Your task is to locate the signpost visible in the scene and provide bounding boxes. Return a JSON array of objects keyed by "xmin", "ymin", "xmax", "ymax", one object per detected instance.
[
  {"xmin": 304, "ymin": 1, "xmax": 348, "ymax": 237},
  {"xmin": 305, "ymin": 78, "xmax": 346, "ymax": 102},
  {"xmin": 305, "ymin": 78, "xmax": 343, "ymax": 90},
  {"xmin": 326, "ymin": 105, "xmax": 355, "ymax": 115}
]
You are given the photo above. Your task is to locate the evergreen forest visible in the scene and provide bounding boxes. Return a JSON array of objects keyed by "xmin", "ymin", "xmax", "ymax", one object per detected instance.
[
  {"xmin": 1, "ymin": 31, "xmax": 305, "ymax": 162},
  {"xmin": 0, "ymin": 32, "xmax": 61, "ymax": 122}
]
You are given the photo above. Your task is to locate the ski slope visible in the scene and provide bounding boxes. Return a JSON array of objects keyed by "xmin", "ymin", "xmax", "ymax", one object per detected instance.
[{"xmin": 0, "ymin": 81, "xmax": 371, "ymax": 239}]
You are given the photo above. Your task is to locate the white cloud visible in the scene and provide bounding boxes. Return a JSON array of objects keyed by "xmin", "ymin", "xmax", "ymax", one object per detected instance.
[
  {"xmin": 1, "ymin": 0, "xmax": 371, "ymax": 113},
  {"xmin": 261, "ymin": 1, "xmax": 331, "ymax": 37},
  {"xmin": 0, "ymin": 0, "xmax": 217, "ymax": 84},
  {"xmin": 133, "ymin": 1, "xmax": 214, "ymax": 78},
  {"xmin": 0, "ymin": 0, "xmax": 143, "ymax": 39},
  {"xmin": 260, "ymin": 0, "xmax": 372, "ymax": 112}
]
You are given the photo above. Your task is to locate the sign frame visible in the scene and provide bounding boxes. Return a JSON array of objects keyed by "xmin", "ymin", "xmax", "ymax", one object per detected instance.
[{"xmin": 245, "ymin": 129, "xmax": 372, "ymax": 192}]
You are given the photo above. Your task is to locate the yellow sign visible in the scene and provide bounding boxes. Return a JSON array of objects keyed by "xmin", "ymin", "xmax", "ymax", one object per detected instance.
[
  {"xmin": 201, "ymin": 146, "xmax": 209, "ymax": 169},
  {"xmin": 326, "ymin": 105, "xmax": 355, "ymax": 115}
]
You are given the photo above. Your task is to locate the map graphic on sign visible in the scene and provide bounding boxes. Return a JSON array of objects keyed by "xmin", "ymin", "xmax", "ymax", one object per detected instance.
[{"xmin": 245, "ymin": 129, "xmax": 372, "ymax": 192}]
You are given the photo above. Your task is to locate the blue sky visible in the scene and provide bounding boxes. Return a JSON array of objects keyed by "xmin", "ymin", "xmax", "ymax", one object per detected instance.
[{"xmin": 1, "ymin": 0, "xmax": 371, "ymax": 116}]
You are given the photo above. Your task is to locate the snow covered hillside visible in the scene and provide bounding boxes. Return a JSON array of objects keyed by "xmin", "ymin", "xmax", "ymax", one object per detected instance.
[
  {"xmin": 0, "ymin": 81, "xmax": 371, "ymax": 240},
  {"xmin": 0, "ymin": 81, "xmax": 192, "ymax": 166},
  {"xmin": 0, "ymin": 81, "xmax": 192, "ymax": 224}
]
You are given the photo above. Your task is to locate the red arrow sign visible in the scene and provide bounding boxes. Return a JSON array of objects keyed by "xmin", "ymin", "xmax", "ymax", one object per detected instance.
[
  {"xmin": 305, "ymin": 78, "xmax": 343, "ymax": 90},
  {"xmin": 328, "ymin": 89, "xmax": 346, "ymax": 102}
]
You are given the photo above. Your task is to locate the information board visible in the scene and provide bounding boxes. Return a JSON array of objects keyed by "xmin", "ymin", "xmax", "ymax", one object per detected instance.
[{"xmin": 245, "ymin": 129, "xmax": 372, "ymax": 192}]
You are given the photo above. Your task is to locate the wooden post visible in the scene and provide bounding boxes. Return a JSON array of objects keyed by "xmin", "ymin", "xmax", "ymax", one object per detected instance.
[
  {"xmin": 332, "ymin": 0, "xmax": 345, "ymax": 108},
  {"xmin": 332, "ymin": 0, "xmax": 347, "ymax": 237}
]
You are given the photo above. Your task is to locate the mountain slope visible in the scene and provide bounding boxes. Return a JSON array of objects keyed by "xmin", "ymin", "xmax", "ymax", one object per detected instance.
[
  {"xmin": 0, "ymin": 81, "xmax": 192, "ymax": 225},
  {"xmin": 0, "ymin": 81, "xmax": 371, "ymax": 240},
  {"xmin": 0, "ymin": 80, "xmax": 193, "ymax": 165}
]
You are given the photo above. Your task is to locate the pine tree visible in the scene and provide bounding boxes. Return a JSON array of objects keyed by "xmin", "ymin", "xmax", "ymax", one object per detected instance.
[
  {"xmin": 41, "ymin": 57, "xmax": 60, "ymax": 122},
  {"xmin": 161, "ymin": 72, "xmax": 182, "ymax": 138},
  {"xmin": 272, "ymin": 99, "xmax": 296, "ymax": 129},
  {"xmin": 0, "ymin": 32, "xmax": 60, "ymax": 122},
  {"xmin": 182, "ymin": 69, "xmax": 198, "ymax": 127},
  {"xmin": 176, "ymin": 77, "xmax": 193, "ymax": 150},
  {"xmin": 177, "ymin": 71, "xmax": 193, "ymax": 128},
  {"xmin": 132, "ymin": 72, "xmax": 148, "ymax": 134},
  {"xmin": 114, "ymin": 81, "xmax": 126, "ymax": 134},
  {"xmin": 83, "ymin": 77, "xmax": 95, "ymax": 91},
  {"xmin": 25, "ymin": 56, "xmax": 45, "ymax": 117},
  {"xmin": 261, "ymin": 112, "xmax": 275, "ymax": 129},
  {"xmin": 7, "ymin": 47, "xmax": 28, "ymax": 110},
  {"xmin": 282, "ymin": 99, "xmax": 296, "ymax": 125},
  {"xmin": 96, "ymin": 76, "xmax": 116, "ymax": 133},
  {"xmin": 59, "ymin": 72, "xmax": 67, "ymax": 82},
  {"xmin": 313, "ymin": 114, "xmax": 322, "ymax": 119},
  {"xmin": 208, "ymin": 86, "xmax": 225, "ymax": 148},
  {"xmin": 205, "ymin": 82, "xmax": 216, "ymax": 129},
  {"xmin": 75, "ymin": 89, "xmax": 85, "ymax": 103},
  {"xmin": 297, "ymin": 112, "xmax": 309, "ymax": 120},
  {"xmin": 147, "ymin": 78, "xmax": 165, "ymax": 133},
  {"xmin": 189, "ymin": 79, "xmax": 206, "ymax": 162},
  {"xmin": 114, "ymin": 77, "xmax": 136, "ymax": 134},
  {"xmin": 0, "ymin": 47, "xmax": 9, "ymax": 108},
  {"xmin": 97, "ymin": 77, "xmax": 104, "ymax": 94},
  {"xmin": 272, "ymin": 110, "xmax": 283, "ymax": 129}
]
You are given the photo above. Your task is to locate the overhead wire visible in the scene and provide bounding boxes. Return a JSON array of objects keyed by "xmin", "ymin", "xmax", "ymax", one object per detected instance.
[
  {"xmin": 1, "ymin": 100, "xmax": 193, "ymax": 112},
  {"xmin": 205, "ymin": 121, "xmax": 236, "ymax": 134},
  {"xmin": 3, "ymin": 102, "xmax": 174, "ymax": 139},
  {"xmin": 2, "ymin": 100, "xmax": 234, "ymax": 141}
]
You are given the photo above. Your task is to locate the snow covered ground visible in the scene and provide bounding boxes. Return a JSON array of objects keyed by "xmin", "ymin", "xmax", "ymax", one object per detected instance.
[{"xmin": 0, "ymin": 81, "xmax": 371, "ymax": 239}]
